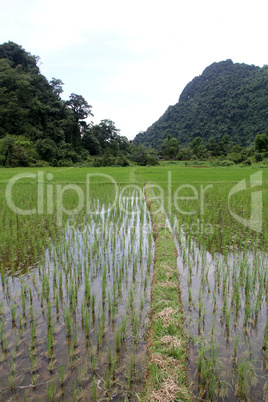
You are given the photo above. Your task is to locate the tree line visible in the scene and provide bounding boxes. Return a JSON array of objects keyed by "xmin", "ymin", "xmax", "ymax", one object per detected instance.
[{"xmin": 154, "ymin": 132, "xmax": 268, "ymax": 165}]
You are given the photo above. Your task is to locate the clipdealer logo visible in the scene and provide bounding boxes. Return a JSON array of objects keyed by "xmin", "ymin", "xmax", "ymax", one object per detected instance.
[{"xmin": 5, "ymin": 170, "xmax": 263, "ymax": 233}]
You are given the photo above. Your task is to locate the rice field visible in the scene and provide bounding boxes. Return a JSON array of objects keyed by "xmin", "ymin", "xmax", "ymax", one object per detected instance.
[
  {"xmin": 1, "ymin": 165, "xmax": 267, "ymax": 400},
  {"xmin": 140, "ymin": 165, "xmax": 268, "ymax": 400},
  {"xmin": 0, "ymin": 168, "xmax": 154, "ymax": 400}
]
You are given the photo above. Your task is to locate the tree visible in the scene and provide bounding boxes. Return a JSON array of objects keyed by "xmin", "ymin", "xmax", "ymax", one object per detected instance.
[
  {"xmin": 232, "ymin": 144, "xmax": 243, "ymax": 153},
  {"xmin": 92, "ymin": 120, "xmax": 120, "ymax": 150},
  {"xmin": 0, "ymin": 135, "xmax": 32, "ymax": 167},
  {"xmin": 132, "ymin": 145, "xmax": 147, "ymax": 166},
  {"xmin": 161, "ymin": 134, "xmax": 179, "ymax": 159},
  {"xmin": 35, "ymin": 138, "xmax": 57, "ymax": 162},
  {"xmin": 177, "ymin": 147, "xmax": 193, "ymax": 160},
  {"xmin": 146, "ymin": 148, "xmax": 159, "ymax": 165},
  {"xmin": 49, "ymin": 78, "xmax": 64, "ymax": 98},
  {"xmin": 0, "ymin": 59, "xmax": 32, "ymax": 137},
  {"xmin": 81, "ymin": 125, "xmax": 101, "ymax": 155},
  {"xmin": 255, "ymin": 134, "xmax": 268, "ymax": 152},
  {"xmin": 190, "ymin": 137, "xmax": 206, "ymax": 159},
  {"xmin": 65, "ymin": 93, "xmax": 93, "ymax": 122},
  {"xmin": 0, "ymin": 41, "xmax": 38, "ymax": 72}
]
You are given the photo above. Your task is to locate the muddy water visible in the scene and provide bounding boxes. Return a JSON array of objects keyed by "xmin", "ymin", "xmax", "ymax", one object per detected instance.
[
  {"xmin": 0, "ymin": 191, "xmax": 154, "ymax": 400},
  {"xmin": 173, "ymin": 218, "xmax": 268, "ymax": 400}
]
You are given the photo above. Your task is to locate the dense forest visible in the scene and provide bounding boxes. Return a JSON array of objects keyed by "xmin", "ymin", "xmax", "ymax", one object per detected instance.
[
  {"xmin": 0, "ymin": 41, "xmax": 134, "ymax": 167},
  {"xmin": 135, "ymin": 60, "xmax": 268, "ymax": 150}
]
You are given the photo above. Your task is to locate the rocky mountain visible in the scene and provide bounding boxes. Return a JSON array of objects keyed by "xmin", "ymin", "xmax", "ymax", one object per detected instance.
[{"xmin": 134, "ymin": 60, "xmax": 268, "ymax": 148}]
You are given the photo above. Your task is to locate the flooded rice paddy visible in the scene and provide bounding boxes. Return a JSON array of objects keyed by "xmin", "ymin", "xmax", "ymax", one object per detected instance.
[
  {"xmin": 174, "ymin": 216, "xmax": 268, "ymax": 400},
  {"xmin": 0, "ymin": 189, "xmax": 154, "ymax": 401},
  {"xmin": 151, "ymin": 180, "xmax": 268, "ymax": 400}
]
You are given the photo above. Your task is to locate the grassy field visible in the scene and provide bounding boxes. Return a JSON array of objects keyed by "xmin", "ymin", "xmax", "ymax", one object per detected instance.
[{"xmin": 0, "ymin": 165, "xmax": 267, "ymax": 400}]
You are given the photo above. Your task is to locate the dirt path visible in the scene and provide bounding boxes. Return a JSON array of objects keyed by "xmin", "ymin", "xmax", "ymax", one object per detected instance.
[{"xmin": 142, "ymin": 184, "xmax": 191, "ymax": 401}]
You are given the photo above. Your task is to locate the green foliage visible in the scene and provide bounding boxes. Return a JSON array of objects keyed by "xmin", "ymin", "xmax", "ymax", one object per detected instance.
[
  {"xmin": 135, "ymin": 60, "xmax": 268, "ymax": 149},
  {"xmin": 131, "ymin": 144, "xmax": 159, "ymax": 166},
  {"xmin": 81, "ymin": 126, "xmax": 101, "ymax": 155},
  {"xmin": 132, "ymin": 144, "xmax": 148, "ymax": 166},
  {"xmin": 176, "ymin": 147, "xmax": 193, "ymax": 161},
  {"xmin": 232, "ymin": 144, "xmax": 243, "ymax": 153},
  {"xmin": 49, "ymin": 77, "xmax": 64, "ymax": 98},
  {"xmin": 0, "ymin": 41, "xmax": 131, "ymax": 167},
  {"xmin": 161, "ymin": 134, "xmax": 179, "ymax": 159},
  {"xmin": 254, "ymin": 152, "xmax": 263, "ymax": 162},
  {"xmin": 65, "ymin": 93, "xmax": 93, "ymax": 122},
  {"xmin": 228, "ymin": 152, "xmax": 246, "ymax": 164},
  {"xmin": 190, "ymin": 136, "xmax": 209, "ymax": 159},
  {"xmin": 146, "ymin": 150, "xmax": 159, "ymax": 166},
  {"xmin": 255, "ymin": 133, "xmax": 268, "ymax": 152},
  {"xmin": 0, "ymin": 41, "xmax": 38, "ymax": 72},
  {"xmin": 0, "ymin": 135, "xmax": 37, "ymax": 167},
  {"xmin": 0, "ymin": 42, "xmax": 75, "ymax": 148},
  {"xmin": 35, "ymin": 138, "xmax": 57, "ymax": 162}
]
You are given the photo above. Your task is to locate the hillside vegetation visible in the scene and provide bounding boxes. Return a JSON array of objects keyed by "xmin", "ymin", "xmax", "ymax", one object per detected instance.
[
  {"xmin": 135, "ymin": 60, "xmax": 268, "ymax": 149},
  {"xmin": 0, "ymin": 42, "xmax": 131, "ymax": 167}
]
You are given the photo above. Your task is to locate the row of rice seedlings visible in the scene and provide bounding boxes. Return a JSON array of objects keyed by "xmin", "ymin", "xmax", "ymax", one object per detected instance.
[
  {"xmin": 197, "ymin": 342, "xmax": 226, "ymax": 399},
  {"xmin": 0, "ymin": 186, "xmax": 154, "ymax": 400},
  {"xmin": 159, "ymin": 172, "xmax": 267, "ymax": 398},
  {"xmin": 173, "ymin": 215, "xmax": 268, "ymax": 399}
]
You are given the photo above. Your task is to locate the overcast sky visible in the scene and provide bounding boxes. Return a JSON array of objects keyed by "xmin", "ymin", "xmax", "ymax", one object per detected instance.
[{"xmin": 1, "ymin": 0, "xmax": 267, "ymax": 139}]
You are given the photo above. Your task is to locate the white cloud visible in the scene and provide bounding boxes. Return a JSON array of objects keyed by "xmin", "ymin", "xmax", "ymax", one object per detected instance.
[{"xmin": 0, "ymin": 0, "xmax": 267, "ymax": 139}]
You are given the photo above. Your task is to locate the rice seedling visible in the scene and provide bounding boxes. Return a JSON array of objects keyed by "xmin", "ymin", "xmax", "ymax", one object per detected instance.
[
  {"xmin": 235, "ymin": 357, "xmax": 256, "ymax": 398},
  {"xmin": 59, "ymin": 363, "xmax": 65, "ymax": 386},
  {"xmin": 71, "ymin": 380, "xmax": 79, "ymax": 401},
  {"xmin": 47, "ymin": 301, "xmax": 52, "ymax": 327},
  {"xmin": 47, "ymin": 325, "xmax": 54, "ymax": 359},
  {"xmin": 9, "ymin": 369, "xmax": 14, "ymax": 390},
  {"xmin": 90, "ymin": 377, "xmax": 98, "ymax": 402},
  {"xmin": 64, "ymin": 308, "xmax": 72, "ymax": 337},
  {"xmin": 131, "ymin": 310, "xmax": 140, "ymax": 343},
  {"xmin": 47, "ymin": 381, "xmax": 56, "ymax": 402},
  {"xmin": 30, "ymin": 348, "xmax": 35, "ymax": 372},
  {"xmin": 128, "ymin": 353, "xmax": 136, "ymax": 390}
]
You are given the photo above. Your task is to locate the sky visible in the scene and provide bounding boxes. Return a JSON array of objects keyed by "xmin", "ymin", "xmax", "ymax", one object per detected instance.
[{"xmin": 0, "ymin": 0, "xmax": 267, "ymax": 140}]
